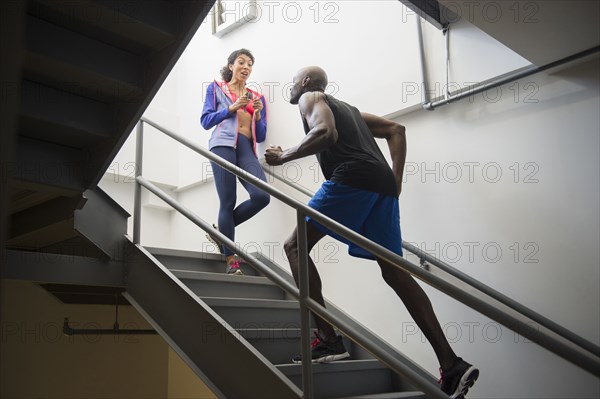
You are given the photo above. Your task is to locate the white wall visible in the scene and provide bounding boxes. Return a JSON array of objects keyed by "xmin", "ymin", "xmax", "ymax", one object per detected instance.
[
  {"xmin": 100, "ymin": 2, "xmax": 600, "ymax": 398},
  {"xmin": 372, "ymin": 58, "xmax": 600, "ymax": 399},
  {"xmin": 418, "ymin": 14, "xmax": 528, "ymax": 106}
]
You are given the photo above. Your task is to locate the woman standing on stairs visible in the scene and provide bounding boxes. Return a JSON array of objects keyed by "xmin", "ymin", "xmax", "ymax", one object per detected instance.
[{"xmin": 200, "ymin": 48, "xmax": 270, "ymax": 275}]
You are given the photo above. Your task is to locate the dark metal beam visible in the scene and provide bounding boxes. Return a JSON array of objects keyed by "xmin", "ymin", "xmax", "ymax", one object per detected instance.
[
  {"xmin": 63, "ymin": 317, "xmax": 156, "ymax": 335},
  {"xmin": 74, "ymin": 187, "xmax": 130, "ymax": 259},
  {"xmin": 2, "ymin": 249, "xmax": 126, "ymax": 286}
]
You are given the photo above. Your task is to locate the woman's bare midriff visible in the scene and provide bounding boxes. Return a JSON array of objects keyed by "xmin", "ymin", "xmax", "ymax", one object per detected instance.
[{"xmin": 236, "ymin": 108, "xmax": 253, "ymax": 139}]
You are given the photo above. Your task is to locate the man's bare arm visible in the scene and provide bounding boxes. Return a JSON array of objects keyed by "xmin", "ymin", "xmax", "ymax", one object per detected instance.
[
  {"xmin": 361, "ymin": 112, "xmax": 407, "ymax": 195},
  {"xmin": 265, "ymin": 92, "xmax": 338, "ymax": 165}
]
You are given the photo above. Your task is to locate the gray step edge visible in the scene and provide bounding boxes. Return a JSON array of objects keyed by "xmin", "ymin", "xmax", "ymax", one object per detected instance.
[
  {"xmin": 200, "ymin": 296, "xmax": 299, "ymax": 309},
  {"xmin": 237, "ymin": 328, "xmax": 302, "ymax": 339},
  {"xmin": 171, "ymin": 269, "xmax": 275, "ymax": 286},
  {"xmin": 340, "ymin": 392, "xmax": 425, "ymax": 399},
  {"xmin": 146, "ymin": 246, "xmax": 225, "ymax": 262},
  {"xmin": 277, "ymin": 359, "xmax": 387, "ymax": 375}
]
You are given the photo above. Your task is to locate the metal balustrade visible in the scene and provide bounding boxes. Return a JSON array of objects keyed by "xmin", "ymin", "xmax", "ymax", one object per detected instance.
[{"xmin": 133, "ymin": 117, "xmax": 600, "ymax": 398}]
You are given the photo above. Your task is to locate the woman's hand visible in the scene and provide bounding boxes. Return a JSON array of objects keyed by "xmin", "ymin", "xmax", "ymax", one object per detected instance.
[
  {"xmin": 228, "ymin": 94, "xmax": 250, "ymax": 113},
  {"xmin": 253, "ymin": 97, "xmax": 263, "ymax": 120}
]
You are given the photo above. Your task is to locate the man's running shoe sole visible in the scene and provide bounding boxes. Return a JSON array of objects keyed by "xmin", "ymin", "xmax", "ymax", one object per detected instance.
[
  {"xmin": 450, "ymin": 366, "xmax": 479, "ymax": 399},
  {"xmin": 292, "ymin": 351, "xmax": 350, "ymax": 364}
]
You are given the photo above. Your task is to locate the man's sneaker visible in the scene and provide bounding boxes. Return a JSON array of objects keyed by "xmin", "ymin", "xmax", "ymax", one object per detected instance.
[
  {"xmin": 205, "ymin": 224, "xmax": 224, "ymax": 254},
  {"xmin": 225, "ymin": 260, "xmax": 243, "ymax": 275},
  {"xmin": 438, "ymin": 357, "xmax": 479, "ymax": 399},
  {"xmin": 292, "ymin": 333, "xmax": 350, "ymax": 364}
]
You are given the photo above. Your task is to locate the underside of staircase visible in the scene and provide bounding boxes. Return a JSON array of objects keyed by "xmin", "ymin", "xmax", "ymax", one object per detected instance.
[{"xmin": 4, "ymin": 0, "xmax": 214, "ymax": 256}]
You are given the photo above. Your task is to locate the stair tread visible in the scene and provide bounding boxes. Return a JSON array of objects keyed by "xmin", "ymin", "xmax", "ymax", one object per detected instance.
[
  {"xmin": 147, "ymin": 248, "xmax": 433, "ymax": 398},
  {"xmin": 29, "ymin": 0, "xmax": 177, "ymax": 54},
  {"xmin": 237, "ymin": 327, "xmax": 301, "ymax": 340},
  {"xmin": 200, "ymin": 296, "xmax": 299, "ymax": 309},
  {"xmin": 19, "ymin": 80, "xmax": 114, "ymax": 147},
  {"xmin": 340, "ymin": 392, "xmax": 425, "ymax": 399},
  {"xmin": 278, "ymin": 359, "xmax": 387, "ymax": 374},
  {"xmin": 25, "ymin": 15, "xmax": 142, "ymax": 87},
  {"xmin": 147, "ymin": 246, "xmax": 225, "ymax": 260},
  {"xmin": 171, "ymin": 269, "xmax": 275, "ymax": 285},
  {"xmin": 238, "ymin": 327, "xmax": 301, "ymax": 332}
]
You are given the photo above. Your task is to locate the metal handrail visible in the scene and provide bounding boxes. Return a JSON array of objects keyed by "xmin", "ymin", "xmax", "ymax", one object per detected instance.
[
  {"xmin": 134, "ymin": 117, "xmax": 600, "ymax": 398},
  {"xmin": 134, "ymin": 118, "xmax": 446, "ymax": 399},
  {"xmin": 135, "ymin": 175, "xmax": 442, "ymax": 398},
  {"xmin": 415, "ymin": 13, "xmax": 600, "ymax": 111},
  {"xmin": 262, "ymin": 165, "xmax": 600, "ymax": 359}
]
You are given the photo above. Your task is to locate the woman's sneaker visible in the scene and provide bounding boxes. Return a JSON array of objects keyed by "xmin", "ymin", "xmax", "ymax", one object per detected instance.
[
  {"xmin": 292, "ymin": 332, "xmax": 350, "ymax": 363},
  {"xmin": 438, "ymin": 357, "xmax": 479, "ymax": 399},
  {"xmin": 225, "ymin": 259, "xmax": 243, "ymax": 275},
  {"xmin": 205, "ymin": 224, "xmax": 224, "ymax": 254}
]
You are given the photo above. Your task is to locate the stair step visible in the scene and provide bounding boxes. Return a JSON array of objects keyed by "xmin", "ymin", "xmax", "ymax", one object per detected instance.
[
  {"xmin": 126, "ymin": 246, "xmax": 304, "ymax": 399},
  {"xmin": 145, "ymin": 248, "xmax": 432, "ymax": 398},
  {"xmin": 239, "ymin": 330, "xmax": 371, "ymax": 368},
  {"xmin": 14, "ymin": 136, "xmax": 86, "ymax": 191},
  {"xmin": 238, "ymin": 328, "xmax": 302, "ymax": 365},
  {"xmin": 20, "ymin": 80, "xmax": 115, "ymax": 148},
  {"xmin": 23, "ymin": 15, "xmax": 143, "ymax": 102},
  {"xmin": 153, "ymin": 254, "xmax": 224, "ymax": 273},
  {"xmin": 340, "ymin": 392, "xmax": 425, "ymax": 399},
  {"xmin": 278, "ymin": 359, "xmax": 403, "ymax": 399},
  {"xmin": 200, "ymin": 297, "xmax": 300, "ymax": 329},
  {"xmin": 172, "ymin": 269, "xmax": 286, "ymax": 300},
  {"xmin": 28, "ymin": 0, "xmax": 177, "ymax": 55},
  {"xmin": 149, "ymin": 247, "xmax": 261, "ymax": 276}
]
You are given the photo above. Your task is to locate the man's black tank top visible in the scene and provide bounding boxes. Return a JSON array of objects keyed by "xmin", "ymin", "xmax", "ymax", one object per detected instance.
[{"xmin": 302, "ymin": 94, "xmax": 398, "ymax": 197}]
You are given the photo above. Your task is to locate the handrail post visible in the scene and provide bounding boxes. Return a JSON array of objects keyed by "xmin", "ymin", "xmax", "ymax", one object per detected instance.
[
  {"xmin": 297, "ymin": 210, "xmax": 313, "ymax": 399},
  {"xmin": 133, "ymin": 121, "xmax": 144, "ymax": 244}
]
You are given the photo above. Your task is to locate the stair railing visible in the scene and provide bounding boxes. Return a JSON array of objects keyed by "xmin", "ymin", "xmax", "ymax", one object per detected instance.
[
  {"xmin": 261, "ymin": 165, "xmax": 600, "ymax": 359},
  {"xmin": 133, "ymin": 117, "xmax": 600, "ymax": 399}
]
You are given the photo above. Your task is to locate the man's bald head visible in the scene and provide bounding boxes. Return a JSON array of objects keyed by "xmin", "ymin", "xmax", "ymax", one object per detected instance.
[
  {"xmin": 297, "ymin": 66, "xmax": 328, "ymax": 91},
  {"xmin": 290, "ymin": 66, "xmax": 328, "ymax": 104}
]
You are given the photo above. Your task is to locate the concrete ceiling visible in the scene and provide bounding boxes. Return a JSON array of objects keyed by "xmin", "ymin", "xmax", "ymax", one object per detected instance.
[{"xmin": 438, "ymin": 0, "xmax": 600, "ymax": 66}]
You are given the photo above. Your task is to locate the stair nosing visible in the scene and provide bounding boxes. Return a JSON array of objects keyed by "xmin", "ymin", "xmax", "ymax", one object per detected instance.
[
  {"xmin": 237, "ymin": 327, "xmax": 302, "ymax": 339},
  {"xmin": 171, "ymin": 269, "xmax": 274, "ymax": 285},
  {"xmin": 277, "ymin": 359, "xmax": 387, "ymax": 374},
  {"xmin": 340, "ymin": 392, "xmax": 425, "ymax": 399},
  {"xmin": 147, "ymin": 246, "xmax": 225, "ymax": 261},
  {"xmin": 200, "ymin": 296, "xmax": 299, "ymax": 309}
]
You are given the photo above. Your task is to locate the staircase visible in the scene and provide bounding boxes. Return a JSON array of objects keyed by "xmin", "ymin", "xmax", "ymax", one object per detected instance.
[
  {"xmin": 1, "ymin": 1, "xmax": 435, "ymax": 397},
  {"xmin": 5, "ymin": 0, "xmax": 214, "ymax": 254},
  {"xmin": 130, "ymin": 245, "xmax": 429, "ymax": 399},
  {"xmin": 3, "ymin": 1, "xmax": 597, "ymax": 397}
]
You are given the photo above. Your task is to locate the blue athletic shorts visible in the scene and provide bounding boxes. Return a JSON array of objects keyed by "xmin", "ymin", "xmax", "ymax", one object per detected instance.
[{"xmin": 306, "ymin": 181, "xmax": 403, "ymax": 260}]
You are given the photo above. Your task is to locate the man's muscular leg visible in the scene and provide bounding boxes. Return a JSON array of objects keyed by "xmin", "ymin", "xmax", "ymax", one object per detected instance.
[
  {"xmin": 283, "ymin": 222, "xmax": 339, "ymax": 343},
  {"xmin": 377, "ymin": 258, "xmax": 457, "ymax": 370}
]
